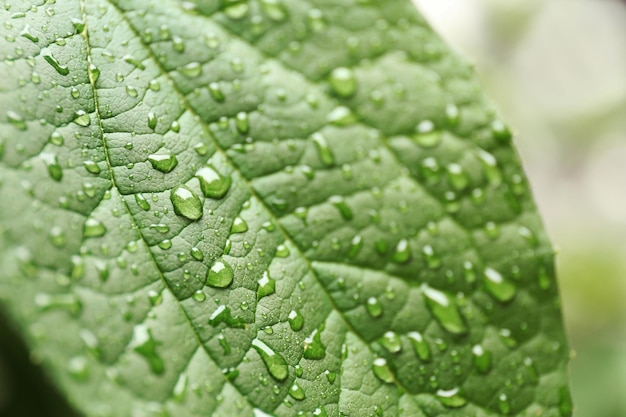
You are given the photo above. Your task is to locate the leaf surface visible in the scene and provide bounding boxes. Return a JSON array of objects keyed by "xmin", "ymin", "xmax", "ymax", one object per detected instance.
[{"xmin": 0, "ymin": 1, "xmax": 571, "ymax": 416}]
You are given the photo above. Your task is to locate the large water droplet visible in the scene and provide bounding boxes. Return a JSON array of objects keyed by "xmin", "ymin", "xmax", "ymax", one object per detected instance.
[
  {"xmin": 372, "ymin": 358, "xmax": 394, "ymax": 383},
  {"xmin": 6, "ymin": 110, "xmax": 26, "ymax": 130},
  {"xmin": 379, "ymin": 331, "xmax": 402, "ymax": 353},
  {"xmin": 472, "ymin": 344, "xmax": 492, "ymax": 373},
  {"xmin": 288, "ymin": 381, "xmax": 306, "ymax": 400},
  {"xmin": 422, "ymin": 285, "xmax": 468, "ymax": 335},
  {"xmin": 179, "ymin": 62, "xmax": 202, "ymax": 78},
  {"xmin": 196, "ymin": 166, "xmax": 231, "ymax": 199},
  {"xmin": 329, "ymin": 67, "xmax": 357, "ymax": 97},
  {"xmin": 483, "ymin": 268, "xmax": 516, "ymax": 303},
  {"xmin": 288, "ymin": 310, "xmax": 304, "ymax": 331},
  {"xmin": 303, "ymin": 328, "xmax": 326, "ymax": 360},
  {"xmin": 148, "ymin": 152, "xmax": 178, "ymax": 173},
  {"xmin": 231, "ymin": 216, "xmax": 248, "ymax": 234},
  {"xmin": 206, "ymin": 261, "xmax": 234, "ymax": 288},
  {"xmin": 251, "ymin": 339, "xmax": 288, "ymax": 381},
  {"xmin": 42, "ymin": 48, "xmax": 69, "ymax": 75},
  {"xmin": 134, "ymin": 193, "xmax": 151, "ymax": 211},
  {"xmin": 366, "ymin": 297, "xmax": 383, "ymax": 318},
  {"xmin": 170, "ymin": 185, "xmax": 203, "ymax": 220},
  {"xmin": 257, "ymin": 271, "xmax": 276, "ymax": 299},
  {"xmin": 497, "ymin": 393, "xmax": 510, "ymax": 414},
  {"xmin": 131, "ymin": 325, "xmax": 164, "ymax": 374},
  {"xmin": 209, "ymin": 305, "xmax": 246, "ymax": 328},
  {"xmin": 311, "ymin": 132, "xmax": 335, "ymax": 166},
  {"xmin": 73, "ymin": 110, "xmax": 91, "ymax": 127},
  {"xmin": 391, "ymin": 239, "xmax": 411, "ymax": 263},
  {"xmin": 407, "ymin": 331, "xmax": 431, "ymax": 361},
  {"xmin": 436, "ymin": 388, "xmax": 467, "ymax": 408},
  {"xmin": 83, "ymin": 218, "xmax": 106, "ymax": 238},
  {"xmin": 40, "ymin": 152, "xmax": 63, "ymax": 181}
]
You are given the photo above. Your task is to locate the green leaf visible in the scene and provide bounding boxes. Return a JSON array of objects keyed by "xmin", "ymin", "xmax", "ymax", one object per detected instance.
[{"xmin": 0, "ymin": 1, "xmax": 571, "ymax": 416}]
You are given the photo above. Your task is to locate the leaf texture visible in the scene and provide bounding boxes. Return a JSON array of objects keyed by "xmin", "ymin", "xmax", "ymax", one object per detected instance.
[{"xmin": 0, "ymin": 1, "xmax": 572, "ymax": 416}]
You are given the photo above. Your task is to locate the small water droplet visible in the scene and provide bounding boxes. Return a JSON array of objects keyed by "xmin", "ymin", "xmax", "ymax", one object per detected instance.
[
  {"xmin": 329, "ymin": 67, "xmax": 357, "ymax": 97},
  {"xmin": 326, "ymin": 106, "xmax": 355, "ymax": 126},
  {"xmin": 251, "ymin": 339, "xmax": 288, "ymax": 381},
  {"xmin": 491, "ymin": 120, "xmax": 512, "ymax": 141},
  {"xmin": 208, "ymin": 82, "xmax": 225, "ymax": 102},
  {"xmin": 83, "ymin": 218, "xmax": 106, "ymax": 238},
  {"xmin": 379, "ymin": 331, "xmax": 402, "ymax": 353},
  {"xmin": 329, "ymin": 195, "xmax": 352, "ymax": 220},
  {"xmin": 206, "ymin": 261, "xmax": 234, "ymax": 288},
  {"xmin": 131, "ymin": 324, "xmax": 164, "ymax": 374},
  {"xmin": 288, "ymin": 310, "xmax": 304, "ymax": 331},
  {"xmin": 67, "ymin": 356, "xmax": 89, "ymax": 380},
  {"xmin": 73, "ymin": 110, "xmax": 91, "ymax": 127},
  {"xmin": 483, "ymin": 268, "xmax": 516, "ymax": 303},
  {"xmin": 288, "ymin": 381, "xmax": 306, "ymax": 400},
  {"xmin": 170, "ymin": 185, "xmax": 203, "ymax": 220},
  {"xmin": 472, "ymin": 344, "xmax": 492, "ymax": 373},
  {"xmin": 196, "ymin": 166, "xmax": 231, "ymax": 199},
  {"xmin": 42, "ymin": 48, "xmax": 69, "ymax": 75},
  {"xmin": 407, "ymin": 331, "xmax": 431, "ymax": 361},
  {"xmin": 366, "ymin": 297, "xmax": 383, "ymax": 318},
  {"xmin": 445, "ymin": 103, "xmax": 460, "ymax": 125},
  {"xmin": 392, "ymin": 239, "xmax": 411, "ymax": 263},
  {"xmin": 303, "ymin": 328, "xmax": 326, "ymax": 360},
  {"xmin": 422, "ymin": 245, "xmax": 441, "ymax": 269},
  {"xmin": 180, "ymin": 62, "xmax": 202, "ymax": 78},
  {"xmin": 257, "ymin": 271, "xmax": 276, "ymax": 298},
  {"xmin": 558, "ymin": 386, "xmax": 573, "ymax": 416},
  {"xmin": 422, "ymin": 285, "xmax": 467, "ymax": 335},
  {"xmin": 311, "ymin": 132, "xmax": 334, "ymax": 167},
  {"xmin": 446, "ymin": 163, "xmax": 469, "ymax": 191},
  {"xmin": 260, "ymin": 0, "xmax": 287, "ymax": 22},
  {"xmin": 40, "ymin": 152, "xmax": 63, "ymax": 181},
  {"xmin": 436, "ymin": 387, "xmax": 467, "ymax": 408},
  {"xmin": 7, "ymin": 110, "xmax": 27, "ymax": 130},
  {"xmin": 231, "ymin": 217, "xmax": 248, "ymax": 234},
  {"xmin": 497, "ymin": 393, "xmax": 510, "ymax": 414},
  {"xmin": 82, "ymin": 160, "xmax": 100, "ymax": 174},
  {"xmin": 275, "ymin": 244, "xmax": 290, "ymax": 258},
  {"xmin": 235, "ymin": 111, "xmax": 249, "ymax": 134},
  {"xmin": 224, "ymin": 3, "xmax": 250, "ymax": 20},
  {"xmin": 372, "ymin": 358, "xmax": 394, "ymax": 383},
  {"xmin": 172, "ymin": 373, "xmax": 188, "ymax": 402}
]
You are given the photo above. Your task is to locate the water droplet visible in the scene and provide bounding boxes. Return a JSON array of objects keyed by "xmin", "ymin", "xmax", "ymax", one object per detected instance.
[
  {"xmin": 49, "ymin": 131, "xmax": 64, "ymax": 146},
  {"xmin": 436, "ymin": 388, "xmax": 467, "ymax": 408},
  {"xmin": 446, "ymin": 163, "xmax": 469, "ymax": 191},
  {"xmin": 149, "ymin": 79, "xmax": 161, "ymax": 91},
  {"xmin": 73, "ymin": 110, "xmax": 91, "ymax": 127},
  {"xmin": 275, "ymin": 244, "xmax": 290, "ymax": 258},
  {"xmin": 148, "ymin": 152, "xmax": 178, "ymax": 173},
  {"xmin": 329, "ymin": 67, "xmax": 357, "ymax": 97},
  {"xmin": 491, "ymin": 120, "xmax": 512, "ymax": 141},
  {"xmin": 206, "ymin": 261, "xmax": 234, "ymax": 288},
  {"xmin": 146, "ymin": 112, "xmax": 158, "ymax": 130},
  {"xmin": 329, "ymin": 195, "xmax": 352, "ymax": 220},
  {"xmin": 260, "ymin": 0, "xmax": 287, "ymax": 21},
  {"xmin": 372, "ymin": 358, "xmax": 394, "ymax": 383},
  {"xmin": 20, "ymin": 25, "xmax": 39, "ymax": 43},
  {"xmin": 558, "ymin": 386, "xmax": 573, "ymax": 416},
  {"xmin": 40, "ymin": 153, "xmax": 63, "ymax": 181},
  {"xmin": 209, "ymin": 305, "xmax": 246, "ymax": 328},
  {"xmin": 472, "ymin": 344, "xmax": 492, "ymax": 373},
  {"xmin": 288, "ymin": 310, "xmax": 304, "ymax": 331},
  {"xmin": 422, "ymin": 245, "xmax": 441, "ymax": 269},
  {"xmin": 379, "ymin": 331, "xmax": 402, "ymax": 353},
  {"xmin": 311, "ymin": 132, "xmax": 334, "ymax": 167},
  {"xmin": 251, "ymin": 339, "xmax": 288, "ymax": 381},
  {"xmin": 84, "ymin": 218, "xmax": 106, "ymax": 238},
  {"xmin": 347, "ymin": 235, "xmax": 363, "ymax": 259},
  {"xmin": 286, "ymin": 381, "xmax": 306, "ymax": 401},
  {"xmin": 407, "ymin": 331, "xmax": 431, "ymax": 361},
  {"xmin": 499, "ymin": 328, "xmax": 517, "ymax": 348},
  {"xmin": 7, "ymin": 110, "xmax": 26, "ymax": 130},
  {"xmin": 235, "ymin": 111, "xmax": 249, "ymax": 134},
  {"xmin": 172, "ymin": 373, "xmax": 188, "ymax": 402},
  {"xmin": 414, "ymin": 121, "xmax": 441, "ymax": 148},
  {"xmin": 422, "ymin": 285, "xmax": 468, "ymax": 335},
  {"xmin": 170, "ymin": 185, "xmax": 203, "ymax": 220},
  {"xmin": 497, "ymin": 393, "xmax": 510, "ymax": 414},
  {"xmin": 131, "ymin": 324, "xmax": 164, "ymax": 374},
  {"xmin": 196, "ymin": 166, "xmax": 231, "ymax": 199},
  {"xmin": 81, "ymin": 160, "xmax": 100, "ymax": 174},
  {"xmin": 327, "ymin": 106, "xmax": 355, "ymax": 126},
  {"xmin": 445, "ymin": 103, "xmax": 460, "ymax": 125},
  {"xmin": 158, "ymin": 239, "xmax": 172, "ymax": 250},
  {"xmin": 208, "ymin": 82, "xmax": 225, "ymax": 102},
  {"xmin": 313, "ymin": 407, "xmax": 328, "ymax": 417},
  {"xmin": 224, "ymin": 3, "xmax": 250, "ymax": 20},
  {"xmin": 34, "ymin": 293, "xmax": 81, "ymax": 315},
  {"xmin": 257, "ymin": 271, "xmax": 276, "ymax": 298},
  {"xmin": 391, "ymin": 239, "xmax": 411, "ymax": 263},
  {"xmin": 179, "ymin": 62, "xmax": 202, "ymax": 78},
  {"xmin": 48, "ymin": 226, "xmax": 65, "ymax": 248},
  {"xmin": 483, "ymin": 268, "xmax": 516, "ymax": 303},
  {"xmin": 231, "ymin": 217, "xmax": 248, "ymax": 234},
  {"xmin": 134, "ymin": 194, "xmax": 151, "ymax": 211},
  {"xmin": 67, "ymin": 356, "xmax": 89, "ymax": 380},
  {"xmin": 476, "ymin": 149, "xmax": 502, "ymax": 185},
  {"xmin": 42, "ymin": 48, "xmax": 69, "ymax": 75},
  {"xmin": 366, "ymin": 297, "xmax": 383, "ymax": 318},
  {"xmin": 303, "ymin": 328, "xmax": 326, "ymax": 360}
]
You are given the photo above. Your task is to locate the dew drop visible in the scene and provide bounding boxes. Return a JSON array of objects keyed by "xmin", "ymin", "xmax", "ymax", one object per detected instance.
[
  {"xmin": 231, "ymin": 217, "xmax": 248, "ymax": 234},
  {"xmin": 42, "ymin": 48, "xmax": 69, "ymax": 75},
  {"xmin": 483, "ymin": 267, "xmax": 516, "ymax": 303},
  {"xmin": 131, "ymin": 324, "xmax": 164, "ymax": 374},
  {"xmin": 407, "ymin": 331, "xmax": 431, "ymax": 361},
  {"xmin": 311, "ymin": 132, "xmax": 334, "ymax": 167},
  {"xmin": 329, "ymin": 67, "xmax": 357, "ymax": 97},
  {"xmin": 251, "ymin": 339, "xmax": 288, "ymax": 381},
  {"xmin": 257, "ymin": 271, "xmax": 276, "ymax": 298},
  {"xmin": 206, "ymin": 261, "xmax": 234, "ymax": 288},
  {"xmin": 436, "ymin": 387, "xmax": 467, "ymax": 408},
  {"xmin": 391, "ymin": 239, "xmax": 411, "ymax": 263},
  {"xmin": 366, "ymin": 296, "xmax": 383, "ymax": 318},
  {"xmin": 196, "ymin": 166, "xmax": 232, "ymax": 199},
  {"xmin": 88, "ymin": 63, "xmax": 100, "ymax": 82},
  {"xmin": 83, "ymin": 218, "xmax": 106, "ymax": 238},
  {"xmin": 288, "ymin": 310, "xmax": 304, "ymax": 331},
  {"xmin": 224, "ymin": 3, "xmax": 250, "ymax": 20},
  {"xmin": 288, "ymin": 381, "xmax": 305, "ymax": 400},
  {"xmin": 170, "ymin": 185, "xmax": 203, "ymax": 220},
  {"xmin": 379, "ymin": 331, "xmax": 402, "ymax": 353},
  {"xmin": 422, "ymin": 285, "xmax": 468, "ymax": 335},
  {"xmin": 372, "ymin": 358, "xmax": 394, "ymax": 383}
]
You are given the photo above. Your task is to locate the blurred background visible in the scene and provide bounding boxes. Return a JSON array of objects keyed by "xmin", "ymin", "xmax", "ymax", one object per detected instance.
[{"xmin": 413, "ymin": 0, "xmax": 626, "ymax": 416}]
